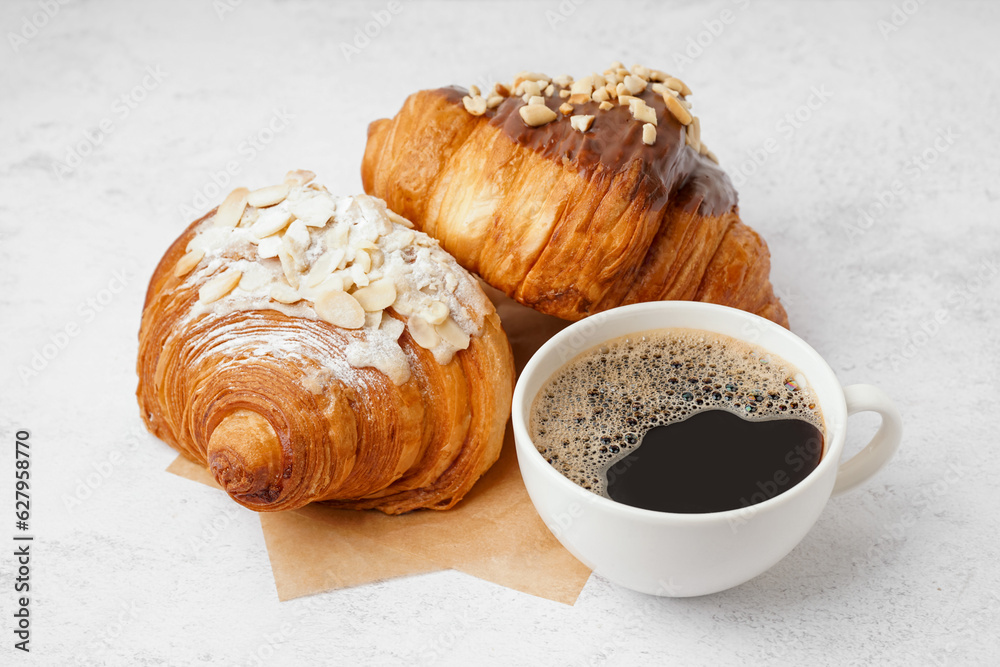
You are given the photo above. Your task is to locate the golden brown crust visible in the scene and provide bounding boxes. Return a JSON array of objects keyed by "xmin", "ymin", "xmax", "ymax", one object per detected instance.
[
  {"xmin": 362, "ymin": 86, "xmax": 788, "ymax": 327},
  {"xmin": 137, "ymin": 209, "xmax": 515, "ymax": 514}
]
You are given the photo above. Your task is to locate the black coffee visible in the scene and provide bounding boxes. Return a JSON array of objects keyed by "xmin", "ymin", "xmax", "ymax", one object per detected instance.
[{"xmin": 530, "ymin": 328, "xmax": 825, "ymax": 513}]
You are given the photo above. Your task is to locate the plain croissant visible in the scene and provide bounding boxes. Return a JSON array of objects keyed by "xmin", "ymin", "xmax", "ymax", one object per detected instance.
[
  {"xmin": 137, "ymin": 172, "xmax": 514, "ymax": 513},
  {"xmin": 362, "ymin": 63, "xmax": 789, "ymax": 327}
]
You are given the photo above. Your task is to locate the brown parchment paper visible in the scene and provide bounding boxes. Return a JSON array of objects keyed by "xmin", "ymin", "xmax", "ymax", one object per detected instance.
[{"xmin": 166, "ymin": 286, "xmax": 593, "ymax": 605}]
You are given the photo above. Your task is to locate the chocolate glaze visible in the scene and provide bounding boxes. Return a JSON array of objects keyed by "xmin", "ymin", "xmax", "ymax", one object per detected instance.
[{"xmin": 434, "ymin": 84, "xmax": 738, "ymax": 218}]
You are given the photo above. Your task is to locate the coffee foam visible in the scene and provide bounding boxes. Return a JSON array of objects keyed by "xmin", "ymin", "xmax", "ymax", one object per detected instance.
[{"xmin": 529, "ymin": 328, "xmax": 825, "ymax": 498}]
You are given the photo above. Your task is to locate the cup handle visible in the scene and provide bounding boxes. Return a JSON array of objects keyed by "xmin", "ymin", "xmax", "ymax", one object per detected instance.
[{"xmin": 832, "ymin": 384, "xmax": 903, "ymax": 495}]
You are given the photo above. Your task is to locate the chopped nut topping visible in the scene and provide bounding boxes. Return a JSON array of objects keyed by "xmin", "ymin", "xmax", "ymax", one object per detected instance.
[
  {"xmin": 623, "ymin": 75, "xmax": 647, "ymax": 95},
  {"xmin": 462, "ymin": 95, "xmax": 487, "ymax": 116},
  {"xmin": 469, "ymin": 84, "xmax": 481, "ymax": 96},
  {"xmin": 519, "ymin": 103, "xmax": 558, "ymax": 127},
  {"xmin": 629, "ymin": 98, "xmax": 657, "ymax": 125},
  {"xmin": 514, "ymin": 71, "xmax": 551, "ymax": 87},
  {"xmin": 521, "ymin": 80, "xmax": 543, "ymax": 98},
  {"xmin": 570, "ymin": 77, "xmax": 594, "ymax": 95},
  {"xmin": 570, "ymin": 115, "xmax": 594, "ymax": 132},
  {"xmin": 199, "ymin": 268, "xmax": 242, "ymax": 304},
  {"xmin": 247, "ymin": 184, "xmax": 289, "ymax": 208},
  {"xmin": 174, "ymin": 248, "xmax": 205, "ymax": 277},
  {"xmin": 663, "ymin": 93, "xmax": 693, "ymax": 125},
  {"xmin": 664, "ymin": 77, "xmax": 692, "ymax": 96},
  {"xmin": 459, "ymin": 63, "xmax": 717, "ymax": 164},
  {"xmin": 642, "ymin": 123, "xmax": 656, "ymax": 146}
]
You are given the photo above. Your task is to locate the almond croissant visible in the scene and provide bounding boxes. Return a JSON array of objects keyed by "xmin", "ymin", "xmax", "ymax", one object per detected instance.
[
  {"xmin": 362, "ymin": 64, "xmax": 788, "ymax": 327},
  {"xmin": 137, "ymin": 171, "xmax": 514, "ymax": 513}
]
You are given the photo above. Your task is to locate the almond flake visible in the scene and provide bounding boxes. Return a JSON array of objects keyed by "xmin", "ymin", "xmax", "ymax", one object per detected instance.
[
  {"xmin": 251, "ymin": 206, "xmax": 294, "ymax": 239},
  {"xmin": 257, "ymin": 235, "xmax": 282, "ymax": 259},
  {"xmin": 198, "ymin": 268, "xmax": 242, "ymax": 304},
  {"xmin": 291, "ymin": 196, "xmax": 335, "ymax": 227},
  {"xmin": 269, "ymin": 283, "xmax": 301, "ymax": 304},
  {"xmin": 352, "ymin": 277, "xmax": 396, "ymax": 312},
  {"xmin": 314, "ymin": 289, "xmax": 364, "ymax": 329},
  {"xmin": 407, "ymin": 316, "xmax": 439, "ymax": 349},
  {"xmin": 247, "ymin": 183, "xmax": 290, "ymax": 208},
  {"xmin": 174, "ymin": 248, "xmax": 205, "ymax": 277},
  {"xmin": 436, "ymin": 317, "xmax": 470, "ymax": 350},
  {"xmin": 385, "ymin": 209, "xmax": 414, "ymax": 229},
  {"xmin": 283, "ymin": 170, "xmax": 316, "ymax": 186},
  {"xmin": 364, "ymin": 310, "xmax": 384, "ymax": 329},
  {"xmin": 214, "ymin": 188, "xmax": 249, "ymax": 228}
]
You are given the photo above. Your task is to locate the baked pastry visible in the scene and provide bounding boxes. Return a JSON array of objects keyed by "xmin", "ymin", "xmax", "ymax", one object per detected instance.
[
  {"xmin": 362, "ymin": 63, "xmax": 788, "ymax": 326},
  {"xmin": 137, "ymin": 171, "xmax": 514, "ymax": 514}
]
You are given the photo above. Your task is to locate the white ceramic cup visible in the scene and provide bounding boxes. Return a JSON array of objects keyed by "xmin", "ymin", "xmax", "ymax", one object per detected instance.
[{"xmin": 512, "ymin": 301, "xmax": 902, "ymax": 597}]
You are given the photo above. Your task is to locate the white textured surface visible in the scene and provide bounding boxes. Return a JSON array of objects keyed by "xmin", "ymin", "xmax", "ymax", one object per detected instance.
[{"xmin": 2, "ymin": 0, "xmax": 999, "ymax": 664}]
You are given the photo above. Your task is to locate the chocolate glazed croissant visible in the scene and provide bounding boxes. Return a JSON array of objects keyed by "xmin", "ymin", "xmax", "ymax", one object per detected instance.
[
  {"xmin": 137, "ymin": 172, "xmax": 514, "ymax": 514},
  {"xmin": 362, "ymin": 64, "xmax": 789, "ymax": 327}
]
